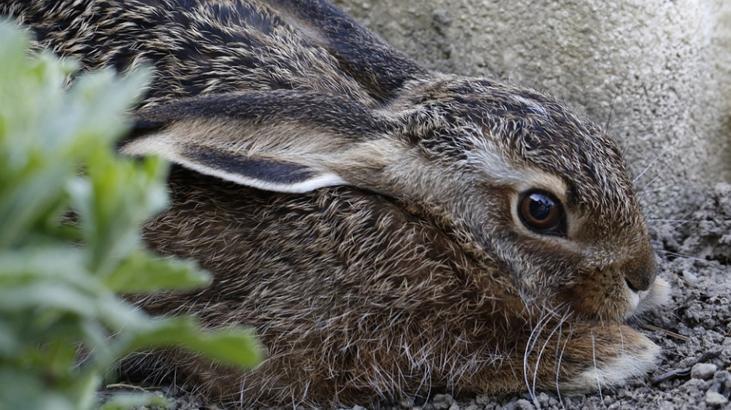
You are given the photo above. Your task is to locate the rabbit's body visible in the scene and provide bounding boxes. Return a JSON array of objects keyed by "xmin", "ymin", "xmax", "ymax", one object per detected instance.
[{"xmin": 2, "ymin": 0, "xmax": 671, "ymax": 406}]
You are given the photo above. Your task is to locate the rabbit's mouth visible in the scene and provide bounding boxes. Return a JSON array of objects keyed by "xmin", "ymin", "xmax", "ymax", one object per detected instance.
[{"xmin": 624, "ymin": 276, "xmax": 671, "ymax": 319}]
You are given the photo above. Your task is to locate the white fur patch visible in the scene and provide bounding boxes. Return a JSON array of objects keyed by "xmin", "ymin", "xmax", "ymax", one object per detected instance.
[
  {"xmin": 633, "ymin": 277, "xmax": 672, "ymax": 316},
  {"xmin": 567, "ymin": 334, "xmax": 660, "ymax": 390},
  {"xmin": 623, "ymin": 277, "xmax": 671, "ymax": 319}
]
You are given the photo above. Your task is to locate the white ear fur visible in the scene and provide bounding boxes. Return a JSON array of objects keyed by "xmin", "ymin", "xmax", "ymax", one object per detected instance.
[{"xmin": 121, "ymin": 133, "xmax": 347, "ymax": 194}]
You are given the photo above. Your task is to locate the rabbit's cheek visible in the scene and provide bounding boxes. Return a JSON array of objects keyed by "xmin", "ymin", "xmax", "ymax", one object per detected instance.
[{"xmin": 559, "ymin": 268, "xmax": 632, "ymax": 320}]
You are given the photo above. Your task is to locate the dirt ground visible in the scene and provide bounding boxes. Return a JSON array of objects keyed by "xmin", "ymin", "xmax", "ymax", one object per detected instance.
[{"xmin": 115, "ymin": 182, "xmax": 730, "ymax": 409}]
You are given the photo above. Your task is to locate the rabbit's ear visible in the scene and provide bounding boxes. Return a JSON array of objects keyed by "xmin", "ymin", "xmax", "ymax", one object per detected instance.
[
  {"xmin": 122, "ymin": 91, "xmax": 393, "ymax": 193},
  {"xmin": 267, "ymin": 0, "xmax": 426, "ymax": 102}
]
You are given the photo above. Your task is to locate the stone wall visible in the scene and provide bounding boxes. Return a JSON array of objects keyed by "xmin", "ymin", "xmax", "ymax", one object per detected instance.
[{"xmin": 335, "ymin": 0, "xmax": 731, "ymax": 217}]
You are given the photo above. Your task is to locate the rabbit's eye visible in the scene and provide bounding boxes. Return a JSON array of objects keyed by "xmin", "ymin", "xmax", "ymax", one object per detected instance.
[{"xmin": 518, "ymin": 190, "xmax": 566, "ymax": 236}]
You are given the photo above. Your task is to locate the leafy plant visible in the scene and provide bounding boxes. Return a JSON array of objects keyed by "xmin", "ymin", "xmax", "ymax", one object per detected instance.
[{"xmin": 0, "ymin": 23, "xmax": 261, "ymax": 410}]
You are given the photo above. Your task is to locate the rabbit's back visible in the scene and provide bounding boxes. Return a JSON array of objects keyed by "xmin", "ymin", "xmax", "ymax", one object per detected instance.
[{"xmin": 0, "ymin": 0, "xmax": 371, "ymax": 106}]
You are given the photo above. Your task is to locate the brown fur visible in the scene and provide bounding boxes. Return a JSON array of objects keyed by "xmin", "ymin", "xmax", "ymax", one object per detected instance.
[{"xmin": 1, "ymin": 0, "xmax": 667, "ymax": 407}]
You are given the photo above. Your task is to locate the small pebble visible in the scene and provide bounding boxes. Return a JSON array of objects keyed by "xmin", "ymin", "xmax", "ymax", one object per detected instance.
[
  {"xmin": 400, "ymin": 398, "xmax": 415, "ymax": 408},
  {"xmin": 705, "ymin": 391, "xmax": 729, "ymax": 406},
  {"xmin": 683, "ymin": 378, "xmax": 709, "ymax": 390},
  {"xmin": 536, "ymin": 392, "xmax": 550, "ymax": 406},
  {"xmin": 714, "ymin": 370, "xmax": 731, "ymax": 384},
  {"xmin": 432, "ymin": 394, "xmax": 454, "ymax": 409},
  {"xmin": 514, "ymin": 399, "xmax": 534, "ymax": 410},
  {"xmin": 475, "ymin": 395, "xmax": 491, "ymax": 405},
  {"xmin": 691, "ymin": 363, "xmax": 718, "ymax": 380},
  {"xmin": 448, "ymin": 404, "xmax": 460, "ymax": 410},
  {"xmin": 431, "ymin": 9, "xmax": 452, "ymax": 27},
  {"xmin": 682, "ymin": 269, "xmax": 699, "ymax": 284}
]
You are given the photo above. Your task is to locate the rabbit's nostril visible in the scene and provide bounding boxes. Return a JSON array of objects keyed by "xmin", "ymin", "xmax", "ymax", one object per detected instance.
[
  {"xmin": 622, "ymin": 249, "xmax": 657, "ymax": 293},
  {"xmin": 625, "ymin": 271, "xmax": 654, "ymax": 292}
]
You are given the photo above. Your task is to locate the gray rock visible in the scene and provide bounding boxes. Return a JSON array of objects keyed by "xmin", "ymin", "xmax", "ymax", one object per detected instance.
[
  {"xmin": 691, "ymin": 363, "xmax": 719, "ymax": 380},
  {"xmin": 536, "ymin": 392, "xmax": 550, "ymax": 407},
  {"xmin": 514, "ymin": 399, "xmax": 535, "ymax": 410},
  {"xmin": 682, "ymin": 269, "xmax": 699, "ymax": 285},
  {"xmin": 684, "ymin": 378, "xmax": 711, "ymax": 390},
  {"xmin": 474, "ymin": 395, "xmax": 492, "ymax": 405},
  {"xmin": 432, "ymin": 394, "xmax": 454, "ymax": 409},
  {"xmin": 713, "ymin": 370, "xmax": 730, "ymax": 384},
  {"xmin": 705, "ymin": 391, "xmax": 729, "ymax": 406}
]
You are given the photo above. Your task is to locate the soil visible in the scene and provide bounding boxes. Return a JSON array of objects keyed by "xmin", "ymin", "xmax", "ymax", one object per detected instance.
[{"xmin": 113, "ymin": 183, "xmax": 731, "ymax": 409}]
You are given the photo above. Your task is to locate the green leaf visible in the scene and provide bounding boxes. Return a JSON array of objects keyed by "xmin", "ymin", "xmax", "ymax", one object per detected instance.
[
  {"xmin": 104, "ymin": 251, "xmax": 210, "ymax": 293},
  {"xmin": 69, "ymin": 372, "xmax": 102, "ymax": 410},
  {"xmin": 70, "ymin": 151, "xmax": 169, "ymax": 275},
  {"xmin": 99, "ymin": 392, "xmax": 169, "ymax": 410},
  {"xmin": 0, "ymin": 319, "xmax": 19, "ymax": 356},
  {"xmin": 93, "ymin": 293, "xmax": 149, "ymax": 331},
  {"xmin": 0, "ymin": 22, "xmax": 261, "ymax": 409},
  {"xmin": 0, "ymin": 246, "xmax": 89, "ymax": 284},
  {"xmin": 0, "ymin": 157, "xmax": 72, "ymax": 247},
  {"xmin": 0, "ymin": 283, "xmax": 97, "ymax": 316},
  {"xmin": 0, "ymin": 368, "xmax": 77, "ymax": 410},
  {"xmin": 127, "ymin": 317, "xmax": 263, "ymax": 369}
]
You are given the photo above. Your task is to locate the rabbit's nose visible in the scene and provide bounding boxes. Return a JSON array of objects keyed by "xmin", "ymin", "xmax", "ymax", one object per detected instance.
[
  {"xmin": 625, "ymin": 274, "xmax": 654, "ymax": 292},
  {"xmin": 623, "ymin": 253, "xmax": 657, "ymax": 292}
]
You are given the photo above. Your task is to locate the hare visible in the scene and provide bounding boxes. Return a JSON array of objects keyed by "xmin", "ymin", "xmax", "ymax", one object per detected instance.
[{"xmin": 2, "ymin": 0, "xmax": 671, "ymax": 407}]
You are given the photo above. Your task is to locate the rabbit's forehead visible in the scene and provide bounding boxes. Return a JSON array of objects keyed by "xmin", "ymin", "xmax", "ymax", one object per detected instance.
[
  {"xmin": 462, "ymin": 134, "xmax": 568, "ymax": 196},
  {"xmin": 485, "ymin": 125, "xmax": 638, "ymax": 221},
  {"xmin": 469, "ymin": 102, "xmax": 635, "ymax": 211}
]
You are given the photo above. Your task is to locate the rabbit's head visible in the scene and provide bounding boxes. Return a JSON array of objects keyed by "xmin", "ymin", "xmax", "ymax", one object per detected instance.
[
  {"xmin": 123, "ymin": 75, "xmax": 667, "ymax": 323},
  {"xmin": 386, "ymin": 76, "xmax": 668, "ymax": 321}
]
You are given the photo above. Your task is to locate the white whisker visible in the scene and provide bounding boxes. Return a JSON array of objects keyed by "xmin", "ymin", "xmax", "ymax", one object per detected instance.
[
  {"xmin": 633, "ymin": 145, "xmax": 672, "ymax": 184},
  {"xmin": 523, "ymin": 311, "xmax": 553, "ymax": 406},
  {"xmin": 532, "ymin": 309, "xmax": 572, "ymax": 406},
  {"xmin": 554, "ymin": 323, "xmax": 573, "ymax": 410},
  {"xmin": 655, "ymin": 249, "xmax": 713, "ymax": 263},
  {"xmin": 591, "ymin": 332, "xmax": 604, "ymax": 403}
]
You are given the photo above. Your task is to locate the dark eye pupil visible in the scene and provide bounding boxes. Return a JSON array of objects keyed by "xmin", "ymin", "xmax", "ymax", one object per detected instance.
[
  {"xmin": 518, "ymin": 189, "xmax": 566, "ymax": 236},
  {"xmin": 528, "ymin": 194, "xmax": 554, "ymax": 220}
]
